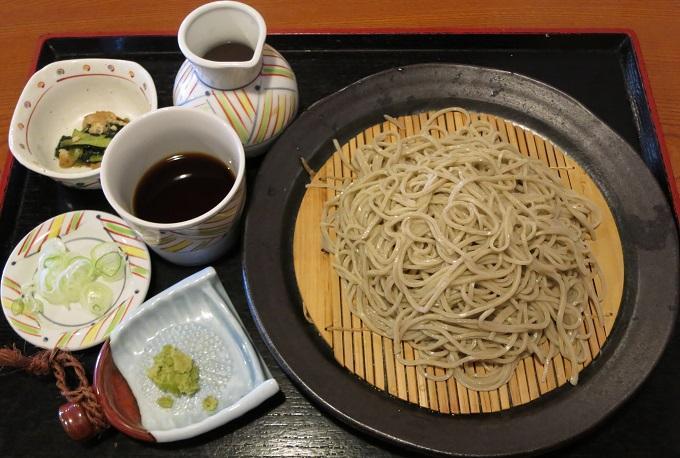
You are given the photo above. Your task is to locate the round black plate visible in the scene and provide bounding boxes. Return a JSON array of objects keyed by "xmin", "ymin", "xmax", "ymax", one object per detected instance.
[{"xmin": 242, "ymin": 64, "xmax": 679, "ymax": 456}]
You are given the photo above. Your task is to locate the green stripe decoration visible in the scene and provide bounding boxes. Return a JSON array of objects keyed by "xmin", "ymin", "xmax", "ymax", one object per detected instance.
[
  {"xmin": 104, "ymin": 222, "xmax": 136, "ymax": 238},
  {"xmin": 254, "ymin": 91, "xmax": 273, "ymax": 144},
  {"xmin": 104, "ymin": 298, "xmax": 131, "ymax": 337},
  {"xmin": 262, "ymin": 65, "xmax": 295, "ymax": 79},
  {"xmin": 56, "ymin": 331, "xmax": 74, "ymax": 348},
  {"xmin": 2, "ymin": 297, "xmax": 14, "ymax": 310},
  {"xmin": 10, "ymin": 317, "xmax": 40, "ymax": 336},
  {"xmin": 69, "ymin": 211, "xmax": 83, "ymax": 232},
  {"xmin": 214, "ymin": 92, "xmax": 250, "ymax": 141},
  {"xmin": 130, "ymin": 265, "xmax": 149, "ymax": 278},
  {"xmin": 19, "ymin": 228, "xmax": 39, "ymax": 256},
  {"xmin": 2, "ymin": 276, "xmax": 21, "ymax": 292},
  {"xmin": 236, "ymin": 90, "xmax": 256, "ymax": 119}
]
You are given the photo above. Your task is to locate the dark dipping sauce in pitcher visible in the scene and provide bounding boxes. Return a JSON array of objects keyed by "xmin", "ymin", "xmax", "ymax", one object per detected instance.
[
  {"xmin": 202, "ymin": 41, "xmax": 254, "ymax": 62},
  {"xmin": 133, "ymin": 153, "xmax": 235, "ymax": 224}
]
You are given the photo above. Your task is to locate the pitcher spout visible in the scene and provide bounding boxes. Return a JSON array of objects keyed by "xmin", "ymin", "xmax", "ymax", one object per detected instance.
[{"xmin": 178, "ymin": 1, "xmax": 266, "ymax": 90}]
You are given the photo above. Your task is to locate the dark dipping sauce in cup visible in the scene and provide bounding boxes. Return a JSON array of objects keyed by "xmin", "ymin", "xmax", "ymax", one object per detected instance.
[
  {"xmin": 133, "ymin": 153, "xmax": 235, "ymax": 224},
  {"xmin": 202, "ymin": 41, "xmax": 254, "ymax": 62}
]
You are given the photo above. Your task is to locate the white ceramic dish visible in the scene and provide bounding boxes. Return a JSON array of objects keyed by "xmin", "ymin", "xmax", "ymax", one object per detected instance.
[
  {"xmin": 0, "ymin": 210, "xmax": 151, "ymax": 350},
  {"xmin": 8, "ymin": 58, "xmax": 157, "ymax": 189},
  {"xmin": 174, "ymin": 1, "xmax": 299, "ymax": 157},
  {"xmin": 107, "ymin": 267, "xmax": 279, "ymax": 442}
]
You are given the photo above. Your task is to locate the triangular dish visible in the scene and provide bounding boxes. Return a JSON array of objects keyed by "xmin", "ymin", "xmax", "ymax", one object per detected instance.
[{"xmin": 94, "ymin": 267, "xmax": 278, "ymax": 442}]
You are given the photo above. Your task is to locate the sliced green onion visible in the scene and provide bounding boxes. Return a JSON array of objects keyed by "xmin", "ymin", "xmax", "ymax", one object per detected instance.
[
  {"xmin": 11, "ymin": 298, "xmax": 24, "ymax": 316},
  {"xmin": 22, "ymin": 283, "xmax": 37, "ymax": 297},
  {"xmin": 30, "ymin": 297, "xmax": 44, "ymax": 314},
  {"xmin": 56, "ymin": 257, "xmax": 95, "ymax": 303},
  {"xmin": 38, "ymin": 237, "xmax": 66, "ymax": 267},
  {"xmin": 41, "ymin": 238, "xmax": 66, "ymax": 256},
  {"xmin": 79, "ymin": 282, "xmax": 113, "ymax": 316},
  {"xmin": 39, "ymin": 267, "xmax": 66, "ymax": 304},
  {"xmin": 23, "ymin": 239, "xmax": 125, "ymax": 316},
  {"xmin": 19, "ymin": 285, "xmax": 44, "ymax": 315},
  {"xmin": 94, "ymin": 251, "xmax": 124, "ymax": 281},
  {"xmin": 90, "ymin": 242, "xmax": 121, "ymax": 261},
  {"xmin": 42, "ymin": 255, "xmax": 65, "ymax": 270}
]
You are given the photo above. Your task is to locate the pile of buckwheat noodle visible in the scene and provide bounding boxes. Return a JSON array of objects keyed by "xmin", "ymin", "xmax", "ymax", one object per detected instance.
[{"xmin": 318, "ymin": 107, "xmax": 603, "ymax": 391}]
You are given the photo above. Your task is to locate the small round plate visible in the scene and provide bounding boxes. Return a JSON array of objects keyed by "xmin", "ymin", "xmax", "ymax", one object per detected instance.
[{"xmin": 1, "ymin": 210, "xmax": 151, "ymax": 350}]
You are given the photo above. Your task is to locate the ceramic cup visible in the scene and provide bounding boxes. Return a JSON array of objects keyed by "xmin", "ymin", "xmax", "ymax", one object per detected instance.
[
  {"xmin": 177, "ymin": 1, "xmax": 266, "ymax": 90},
  {"xmin": 100, "ymin": 107, "xmax": 246, "ymax": 266}
]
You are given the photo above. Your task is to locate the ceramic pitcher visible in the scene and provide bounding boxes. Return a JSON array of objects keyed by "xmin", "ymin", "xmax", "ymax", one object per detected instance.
[{"xmin": 173, "ymin": 1, "xmax": 299, "ymax": 157}]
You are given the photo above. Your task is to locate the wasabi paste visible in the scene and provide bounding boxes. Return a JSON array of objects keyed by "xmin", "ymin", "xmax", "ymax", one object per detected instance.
[
  {"xmin": 202, "ymin": 395, "xmax": 218, "ymax": 413},
  {"xmin": 147, "ymin": 344, "xmax": 200, "ymax": 396},
  {"xmin": 156, "ymin": 396, "xmax": 174, "ymax": 409}
]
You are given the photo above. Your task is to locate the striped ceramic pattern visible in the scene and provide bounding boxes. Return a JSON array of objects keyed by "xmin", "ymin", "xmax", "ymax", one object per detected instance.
[
  {"xmin": 137, "ymin": 182, "xmax": 247, "ymax": 254},
  {"xmin": 0, "ymin": 211, "xmax": 151, "ymax": 350},
  {"xmin": 173, "ymin": 44, "xmax": 298, "ymax": 151}
]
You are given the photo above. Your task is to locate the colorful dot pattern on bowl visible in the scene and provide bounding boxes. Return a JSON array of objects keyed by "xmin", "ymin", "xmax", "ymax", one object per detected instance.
[{"xmin": 12, "ymin": 59, "xmax": 156, "ymax": 189}]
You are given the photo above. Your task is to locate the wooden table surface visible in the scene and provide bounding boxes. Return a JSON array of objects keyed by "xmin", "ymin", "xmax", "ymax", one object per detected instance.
[{"xmin": 1, "ymin": 1, "xmax": 679, "ymax": 457}]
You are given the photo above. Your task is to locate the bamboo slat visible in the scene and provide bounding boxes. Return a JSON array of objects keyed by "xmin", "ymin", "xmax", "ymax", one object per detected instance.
[{"xmin": 293, "ymin": 111, "xmax": 624, "ymax": 414}]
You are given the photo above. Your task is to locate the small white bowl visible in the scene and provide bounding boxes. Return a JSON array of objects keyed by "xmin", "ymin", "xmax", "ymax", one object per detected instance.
[{"xmin": 8, "ymin": 59, "xmax": 157, "ymax": 189}]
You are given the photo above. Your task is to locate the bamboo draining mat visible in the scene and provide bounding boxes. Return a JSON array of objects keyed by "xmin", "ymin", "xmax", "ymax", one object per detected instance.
[{"xmin": 293, "ymin": 111, "xmax": 624, "ymax": 414}]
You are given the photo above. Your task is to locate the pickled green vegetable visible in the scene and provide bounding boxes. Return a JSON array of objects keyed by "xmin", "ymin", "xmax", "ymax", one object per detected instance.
[{"xmin": 54, "ymin": 111, "xmax": 129, "ymax": 168}]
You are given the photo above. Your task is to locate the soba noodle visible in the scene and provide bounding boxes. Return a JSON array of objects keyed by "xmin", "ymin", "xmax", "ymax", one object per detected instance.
[{"xmin": 318, "ymin": 108, "xmax": 603, "ymax": 391}]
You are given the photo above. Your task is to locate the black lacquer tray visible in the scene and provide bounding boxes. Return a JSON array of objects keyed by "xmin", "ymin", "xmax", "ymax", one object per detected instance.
[{"xmin": 1, "ymin": 33, "xmax": 678, "ymax": 457}]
